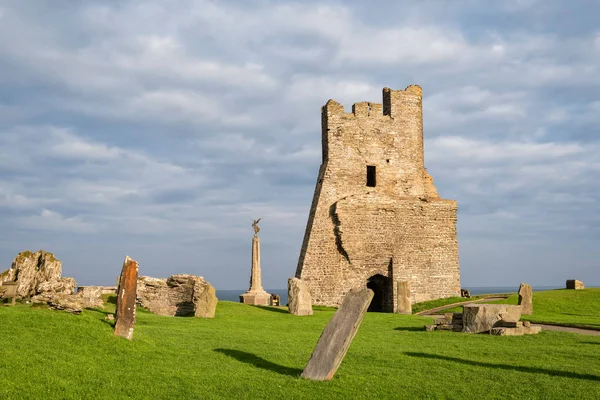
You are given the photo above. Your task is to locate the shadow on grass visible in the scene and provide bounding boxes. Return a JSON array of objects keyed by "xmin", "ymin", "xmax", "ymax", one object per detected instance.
[
  {"xmin": 581, "ymin": 342, "xmax": 600, "ymax": 345},
  {"xmin": 404, "ymin": 352, "xmax": 600, "ymax": 382},
  {"xmin": 214, "ymin": 348, "xmax": 303, "ymax": 377},
  {"xmin": 394, "ymin": 327, "xmax": 424, "ymax": 332},
  {"xmin": 252, "ymin": 305, "xmax": 289, "ymax": 314}
]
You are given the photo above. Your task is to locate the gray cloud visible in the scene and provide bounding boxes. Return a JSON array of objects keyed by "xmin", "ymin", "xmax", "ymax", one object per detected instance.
[{"xmin": 0, "ymin": 0, "xmax": 598, "ymax": 289}]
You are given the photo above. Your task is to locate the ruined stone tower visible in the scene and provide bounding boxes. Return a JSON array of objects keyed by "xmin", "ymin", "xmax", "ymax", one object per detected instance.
[{"xmin": 295, "ymin": 85, "xmax": 460, "ymax": 312}]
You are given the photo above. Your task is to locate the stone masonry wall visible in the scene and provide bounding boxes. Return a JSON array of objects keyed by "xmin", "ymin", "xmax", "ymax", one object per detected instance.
[{"xmin": 296, "ymin": 86, "xmax": 460, "ymax": 309}]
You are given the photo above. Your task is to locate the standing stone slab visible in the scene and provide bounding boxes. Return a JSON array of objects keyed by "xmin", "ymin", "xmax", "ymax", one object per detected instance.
[
  {"xmin": 301, "ymin": 288, "xmax": 373, "ymax": 381},
  {"xmin": 518, "ymin": 283, "xmax": 533, "ymax": 315},
  {"xmin": 114, "ymin": 256, "xmax": 139, "ymax": 340},
  {"xmin": 396, "ymin": 280, "xmax": 412, "ymax": 315},
  {"xmin": 288, "ymin": 278, "xmax": 313, "ymax": 316}
]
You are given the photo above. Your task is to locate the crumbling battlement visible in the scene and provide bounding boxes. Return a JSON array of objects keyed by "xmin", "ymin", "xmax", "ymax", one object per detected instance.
[{"xmin": 296, "ymin": 86, "xmax": 460, "ymax": 310}]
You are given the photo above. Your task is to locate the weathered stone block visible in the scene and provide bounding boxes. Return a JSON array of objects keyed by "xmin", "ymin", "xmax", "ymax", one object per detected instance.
[
  {"xmin": 0, "ymin": 282, "xmax": 17, "ymax": 299},
  {"xmin": 37, "ymin": 277, "xmax": 77, "ymax": 295},
  {"xmin": 566, "ymin": 280, "xmax": 584, "ymax": 290},
  {"xmin": 271, "ymin": 293, "xmax": 281, "ymax": 306},
  {"xmin": 192, "ymin": 278, "xmax": 218, "ymax": 318},
  {"xmin": 114, "ymin": 256, "xmax": 139, "ymax": 340},
  {"xmin": 518, "ymin": 283, "xmax": 533, "ymax": 315},
  {"xmin": 301, "ymin": 288, "xmax": 373, "ymax": 381},
  {"xmin": 136, "ymin": 274, "xmax": 217, "ymax": 318},
  {"xmin": 31, "ymin": 293, "xmax": 83, "ymax": 314},
  {"xmin": 78, "ymin": 286, "xmax": 104, "ymax": 309},
  {"xmin": 0, "ymin": 250, "xmax": 62, "ymax": 298},
  {"xmin": 396, "ymin": 280, "xmax": 411, "ymax": 314},
  {"xmin": 462, "ymin": 304, "xmax": 522, "ymax": 334},
  {"xmin": 288, "ymin": 278, "xmax": 313, "ymax": 316},
  {"xmin": 490, "ymin": 325, "xmax": 542, "ymax": 336}
]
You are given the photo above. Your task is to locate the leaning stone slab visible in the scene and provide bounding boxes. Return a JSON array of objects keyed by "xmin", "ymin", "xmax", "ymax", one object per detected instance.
[
  {"xmin": 518, "ymin": 283, "xmax": 533, "ymax": 315},
  {"xmin": 301, "ymin": 288, "xmax": 373, "ymax": 381},
  {"xmin": 288, "ymin": 278, "xmax": 313, "ymax": 316},
  {"xmin": 566, "ymin": 279, "xmax": 584, "ymax": 290},
  {"xmin": 114, "ymin": 256, "xmax": 139, "ymax": 340},
  {"xmin": 462, "ymin": 304, "xmax": 522, "ymax": 334},
  {"xmin": 396, "ymin": 280, "xmax": 411, "ymax": 314}
]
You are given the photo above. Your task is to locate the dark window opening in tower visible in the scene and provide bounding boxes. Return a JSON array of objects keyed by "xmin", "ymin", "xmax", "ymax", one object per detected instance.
[{"xmin": 367, "ymin": 165, "xmax": 376, "ymax": 187}]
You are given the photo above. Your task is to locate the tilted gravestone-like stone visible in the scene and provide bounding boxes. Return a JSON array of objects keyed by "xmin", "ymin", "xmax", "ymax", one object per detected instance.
[
  {"xmin": 288, "ymin": 277, "xmax": 313, "ymax": 316},
  {"xmin": 396, "ymin": 280, "xmax": 412, "ymax": 314},
  {"xmin": 114, "ymin": 256, "xmax": 139, "ymax": 340},
  {"xmin": 518, "ymin": 283, "xmax": 533, "ymax": 315},
  {"xmin": 301, "ymin": 288, "xmax": 373, "ymax": 381}
]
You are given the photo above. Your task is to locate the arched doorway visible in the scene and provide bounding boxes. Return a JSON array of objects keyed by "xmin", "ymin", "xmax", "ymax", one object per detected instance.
[{"xmin": 366, "ymin": 274, "xmax": 388, "ymax": 312}]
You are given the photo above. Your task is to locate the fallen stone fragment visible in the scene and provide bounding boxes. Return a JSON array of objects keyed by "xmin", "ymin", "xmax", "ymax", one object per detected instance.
[
  {"xmin": 490, "ymin": 325, "xmax": 542, "ymax": 336},
  {"xmin": 495, "ymin": 321, "xmax": 524, "ymax": 328},
  {"xmin": 518, "ymin": 283, "xmax": 533, "ymax": 315},
  {"xmin": 462, "ymin": 304, "xmax": 522, "ymax": 334},
  {"xmin": 396, "ymin": 280, "xmax": 411, "ymax": 314},
  {"xmin": 105, "ymin": 314, "xmax": 115, "ymax": 321},
  {"xmin": 31, "ymin": 293, "xmax": 83, "ymax": 314},
  {"xmin": 436, "ymin": 324, "xmax": 454, "ymax": 331},
  {"xmin": 288, "ymin": 278, "xmax": 313, "ymax": 316},
  {"xmin": 114, "ymin": 256, "xmax": 139, "ymax": 340},
  {"xmin": 566, "ymin": 279, "xmax": 584, "ymax": 290},
  {"xmin": 301, "ymin": 288, "xmax": 373, "ymax": 381}
]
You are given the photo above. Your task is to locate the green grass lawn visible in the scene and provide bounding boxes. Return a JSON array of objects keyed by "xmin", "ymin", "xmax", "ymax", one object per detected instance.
[{"xmin": 1, "ymin": 297, "xmax": 599, "ymax": 399}]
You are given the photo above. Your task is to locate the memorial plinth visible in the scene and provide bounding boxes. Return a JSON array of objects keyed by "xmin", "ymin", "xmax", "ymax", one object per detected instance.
[{"xmin": 240, "ymin": 235, "xmax": 271, "ymax": 306}]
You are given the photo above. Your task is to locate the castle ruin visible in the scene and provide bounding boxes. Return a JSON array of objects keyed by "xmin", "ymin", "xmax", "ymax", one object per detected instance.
[{"xmin": 295, "ymin": 85, "xmax": 460, "ymax": 312}]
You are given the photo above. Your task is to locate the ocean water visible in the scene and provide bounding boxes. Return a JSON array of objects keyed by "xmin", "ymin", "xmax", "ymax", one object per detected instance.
[{"xmin": 217, "ymin": 286, "xmax": 564, "ymax": 306}]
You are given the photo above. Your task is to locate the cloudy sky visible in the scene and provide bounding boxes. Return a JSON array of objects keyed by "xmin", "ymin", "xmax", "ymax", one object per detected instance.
[{"xmin": 0, "ymin": 0, "xmax": 598, "ymax": 290}]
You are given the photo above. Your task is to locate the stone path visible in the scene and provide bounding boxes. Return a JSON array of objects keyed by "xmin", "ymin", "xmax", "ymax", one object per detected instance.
[{"xmin": 531, "ymin": 324, "xmax": 600, "ymax": 336}]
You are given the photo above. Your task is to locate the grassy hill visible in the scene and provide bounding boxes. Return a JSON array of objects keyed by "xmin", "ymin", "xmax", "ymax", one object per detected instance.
[{"xmin": 1, "ymin": 294, "xmax": 599, "ymax": 399}]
